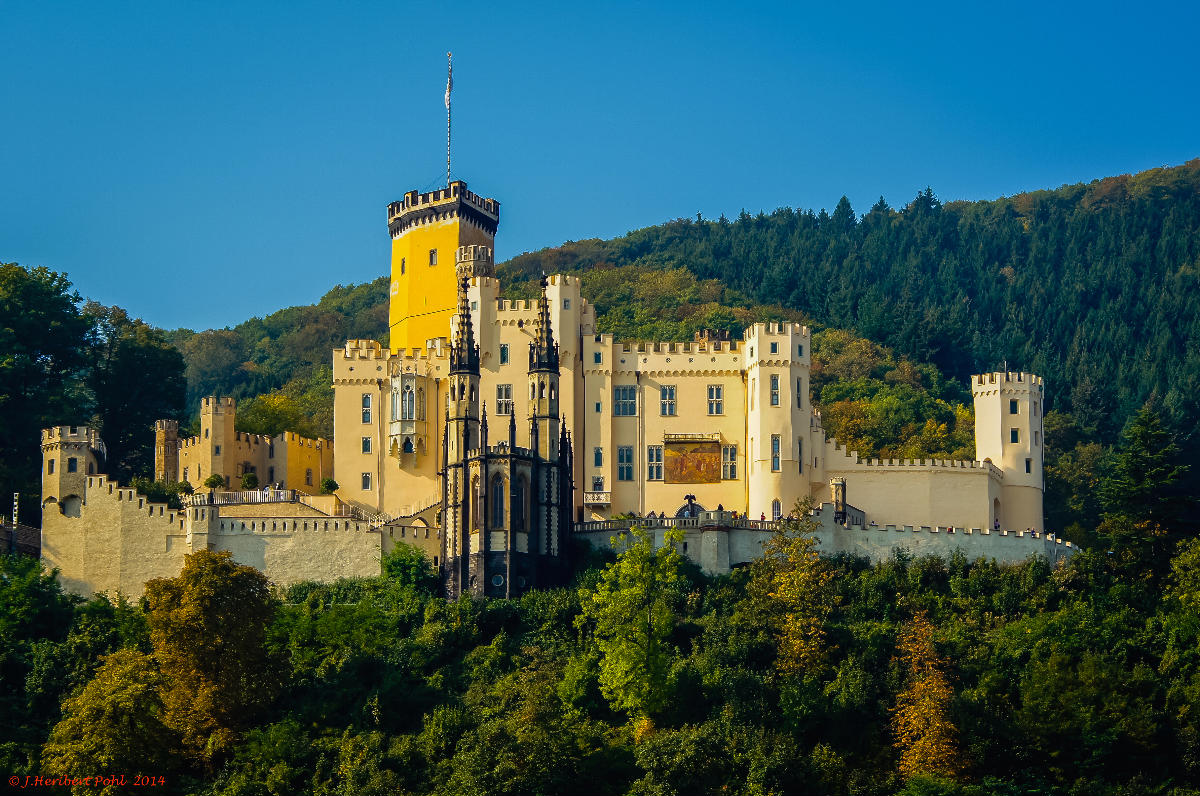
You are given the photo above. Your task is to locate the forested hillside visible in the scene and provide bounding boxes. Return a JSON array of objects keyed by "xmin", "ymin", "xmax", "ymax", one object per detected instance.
[
  {"xmin": 500, "ymin": 159, "xmax": 1200, "ymax": 444},
  {"xmin": 159, "ymin": 159, "xmax": 1200, "ymax": 541}
]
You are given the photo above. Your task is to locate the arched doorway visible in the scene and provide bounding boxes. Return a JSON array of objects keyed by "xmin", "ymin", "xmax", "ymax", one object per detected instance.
[
  {"xmin": 675, "ymin": 500, "xmax": 706, "ymax": 518},
  {"xmin": 993, "ymin": 498, "xmax": 1002, "ymax": 530}
]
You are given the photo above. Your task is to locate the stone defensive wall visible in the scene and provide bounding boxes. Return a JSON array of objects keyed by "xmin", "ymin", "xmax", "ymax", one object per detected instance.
[
  {"xmin": 821, "ymin": 437, "xmax": 1004, "ymax": 480},
  {"xmin": 43, "ymin": 473, "xmax": 383, "ymax": 597},
  {"xmin": 575, "ymin": 504, "xmax": 1077, "ymax": 576}
]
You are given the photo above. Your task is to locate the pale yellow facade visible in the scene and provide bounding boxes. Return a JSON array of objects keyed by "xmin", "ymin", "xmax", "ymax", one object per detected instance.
[
  {"xmin": 37, "ymin": 178, "xmax": 1053, "ymax": 599},
  {"xmin": 160, "ymin": 397, "xmax": 332, "ymax": 494},
  {"xmin": 333, "ymin": 179, "xmax": 1046, "ymax": 537}
]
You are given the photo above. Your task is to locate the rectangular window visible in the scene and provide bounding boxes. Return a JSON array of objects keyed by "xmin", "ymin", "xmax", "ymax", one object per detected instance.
[
  {"xmin": 499, "ymin": 344, "xmax": 509, "ymax": 364},
  {"xmin": 496, "ymin": 384, "xmax": 513, "ymax": 415},
  {"xmin": 617, "ymin": 446, "xmax": 634, "ymax": 481},
  {"xmin": 660, "ymin": 385, "xmax": 676, "ymax": 416},
  {"xmin": 47, "ymin": 459, "xmax": 54, "ymax": 474},
  {"xmin": 361, "ymin": 472, "xmax": 372, "ymax": 490},
  {"xmin": 214, "ymin": 445, "xmax": 221, "ymax": 456},
  {"xmin": 67, "ymin": 457, "xmax": 77, "ymax": 473},
  {"xmin": 594, "ymin": 351, "xmax": 602, "ymax": 364},
  {"xmin": 305, "ymin": 468, "xmax": 313, "ymax": 486},
  {"xmin": 1010, "ymin": 428, "xmax": 1020, "ymax": 444},
  {"xmin": 797, "ymin": 438, "xmax": 803, "ymax": 473},
  {"xmin": 267, "ymin": 466, "xmax": 274, "ymax": 483},
  {"xmin": 722, "ymin": 445, "xmax": 738, "ymax": 479},
  {"xmin": 770, "ymin": 341, "xmax": 778, "ymax": 354},
  {"xmin": 1026, "ymin": 458, "xmax": 1032, "ymax": 474},
  {"xmin": 595, "ymin": 401, "xmax": 602, "ymax": 413},
  {"xmin": 707, "ymin": 385, "xmax": 723, "ymax": 415},
  {"xmin": 594, "ymin": 447, "xmax": 603, "ymax": 467},
  {"xmin": 429, "ymin": 249, "xmax": 437, "ymax": 265},
  {"xmin": 183, "ymin": 467, "xmax": 189, "ymax": 482},
  {"xmin": 797, "ymin": 344, "xmax": 804, "ymax": 357},
  {"xmin": 362, "ymin": 393, "xmax": 372, "ymax": 424},
  {"xmin": 563, "ymin": 299, "xmax": 571, "ymax": 310},
  {"xmin": 770, "ymin": 374, "xmax": 780, "ymax": 406},
  {"xmin": 362, "ymin": 437, "xmax": 372, "ymax": 454},
  {"xmin": 797, "ymin": 378, "xmax": 803, "ymax": 408},
  {"xmin": 749, "ymin": 379, "xmax": 755, "ymax": 410},
  {"xmin": 592, "ymin": 476, "xmax": 605, "ymax": 491},
  {"xmin": 1010, "ymin": 399, "xmax": 1019, "ymax": 415},
  {"xmin": 614, "ymin": 386, "xmax": 637, "ymax": 416},
  {"xmin": 1034, "ymin": 430, "xmax": 1041, "ymax": 447},
  {"xmin": 647, "ymin": 445, "xmax": 663, "ymax": 480},
  {"xmin": 771, "ymin": 435, "xmax": 781, "ymax": 471}
]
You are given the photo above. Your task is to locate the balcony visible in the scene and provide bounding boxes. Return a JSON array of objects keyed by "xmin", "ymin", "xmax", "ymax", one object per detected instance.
[
  {"xmin": 583, "ymin": 491, "xmax": 611, "ymax": 506},
  {"xmin": 663, "ymin": 432, "xmax": 721, "ymax": 443}
]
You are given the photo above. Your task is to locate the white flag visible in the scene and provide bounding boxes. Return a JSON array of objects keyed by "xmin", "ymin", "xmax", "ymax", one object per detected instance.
[{"xmin": 445, "ymin": 54, "xmax": 453, "ymax": 109}]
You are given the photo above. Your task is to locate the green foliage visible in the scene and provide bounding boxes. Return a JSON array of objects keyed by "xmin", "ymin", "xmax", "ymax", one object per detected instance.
[
  {"xmin": 129, "ymin": 477, "xmax": 193, "ymax": 510},
  {"xmin": 0, "ymin": 263, "xmax": 94, "ymax": 521},
  {"xmin": 239, "ymin": 472, "xmax": 259, "ymax": 490},
  {"xmin": 84, "ymin": 302, "xmax": 186, "ymax": 480},
  {"xmin": 380, "ymin": 544, "xmax": 439, "ymax": 594},
  {"xmin": 576, "ymin": 525, "xmax": 686, "ymax": 721},
  {"xmin": 1, "ymin": 535, "xmax": 1198, "ymax": 794},
  {"xmin": 41, "ymin": 649, "xmax": 177, "ymax": 791},
  {"xmin": 144, "ymin": 550, "xmax": 282, "ymax": 768},
  {"xmin": 167, "ymin": 278, "xmax": 386, "ymax": 437},
  {"xmin": 203, "ymin": 473, "xmax": 225, "ymax": 490},
  {"xmin": 236, "ymin": 391, "xmax": 318, "ymax": 439},
  {"xmin": 320, "ymin": 477, "xmax": 339, "ymax": 494}
]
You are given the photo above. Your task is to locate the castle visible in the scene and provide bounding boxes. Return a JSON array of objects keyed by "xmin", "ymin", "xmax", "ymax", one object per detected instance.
[{"xmin": 38, "ymin": 178, "xmax": 1076, "ymax": 598}]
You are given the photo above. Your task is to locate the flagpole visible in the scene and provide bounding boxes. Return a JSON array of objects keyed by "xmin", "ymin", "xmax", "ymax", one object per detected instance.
[{"xmin": 446, "ymin": 52, "xmax": 453, "ymax": 188}]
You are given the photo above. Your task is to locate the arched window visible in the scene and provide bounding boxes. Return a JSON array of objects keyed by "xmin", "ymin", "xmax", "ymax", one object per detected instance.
[
  {"xmin": 771, "ymin": 499, "xmax": 782, "ymax": 521},
  {"xmin": 513, "ymin": 478, "xmax": 526, "ymax": 531},
  {"xmin": 417, "ymin": 388, "xmax": 425, "ymax": 420},
  {"xmin": 491, "ymin": 476, "xmax": 505, "ymax": 529},
  {"xmin": 391, "ymin": 387, "xmax": 400, "ymax": 421},
  {"xmin": 402, "ymin": 437, "xmax": 414, "ymax": 454},
  {"xmin": 402, "ymin": 385, "xmax": 415, "ymax": 420},
  {"xmin": 470, "ymin": 476, "xmax": 480, "ymax": 530}
]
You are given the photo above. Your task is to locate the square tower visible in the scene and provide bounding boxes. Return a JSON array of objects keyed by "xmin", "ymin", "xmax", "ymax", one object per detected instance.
[{"xmin": 387, "ymin": 181, "xmax": 499, "ymax": 352}]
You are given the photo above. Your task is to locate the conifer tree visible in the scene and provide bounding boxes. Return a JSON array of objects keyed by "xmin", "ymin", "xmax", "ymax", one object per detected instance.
[{"xmin": 891, "ymin": 610, "xmax": 963, "ymax": 781}]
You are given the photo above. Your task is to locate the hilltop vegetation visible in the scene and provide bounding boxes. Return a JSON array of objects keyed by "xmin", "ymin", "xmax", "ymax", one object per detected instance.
[
  {"xmin": 3, "ymin": 455, "xmax": 1199, "ymax": 795},
  {"xmin": 502, "ymin": 159, "xmax": 1200, "ymax": 445}
]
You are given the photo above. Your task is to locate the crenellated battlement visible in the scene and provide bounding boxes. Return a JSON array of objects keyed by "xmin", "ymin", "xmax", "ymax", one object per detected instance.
[
  {"xmin": 743, "ymin": 321, "xmax": 811, "ymax": 340},
  {"xmin": 340, "ymin": 339, "xmax": 386, "ymax": 359},
  {"xmin": 42, "ymin": 425, "xmax": 105, "ymax": 450},
  {"xmin": 971, "ymin": 371, "xmax": 1044, "ymax": 393},
  {"xmin": 387, "ymin": 180, "xmax": 500, "ymax": 238}
]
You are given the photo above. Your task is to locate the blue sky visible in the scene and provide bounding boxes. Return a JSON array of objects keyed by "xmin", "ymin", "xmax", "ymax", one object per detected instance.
[{"xmin": 2, "ymin": 0, "xmax": 1197, "ymax": 331}]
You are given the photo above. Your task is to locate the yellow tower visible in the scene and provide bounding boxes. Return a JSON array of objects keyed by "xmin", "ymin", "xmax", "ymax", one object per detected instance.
[{"xmin": 387, "ymin": 180, "xmax": 499, "ymax": 351}]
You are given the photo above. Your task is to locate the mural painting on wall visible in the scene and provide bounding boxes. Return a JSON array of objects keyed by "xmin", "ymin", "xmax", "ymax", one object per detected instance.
[{"xmin": 665, "ymin": 441, "xmax": 721, "ymax": 484}]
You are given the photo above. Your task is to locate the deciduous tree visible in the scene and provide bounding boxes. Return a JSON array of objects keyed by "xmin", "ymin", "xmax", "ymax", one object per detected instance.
[
  {"xmin": 144, "ymin": 550, "xmax": 282, "ymax": 768},
  {"xmin": 576, "ymin": 525, "xmax": 685, "ymax": 723}
]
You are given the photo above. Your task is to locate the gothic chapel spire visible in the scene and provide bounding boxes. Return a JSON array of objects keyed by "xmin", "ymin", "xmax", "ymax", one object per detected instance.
[
  {"xmin": 529, "ymin": 276, "xmax": 559, "ymax": 372},
  {"xmin": 450, "ymin": 278, "xmax": 479, "ymax": 376}
]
